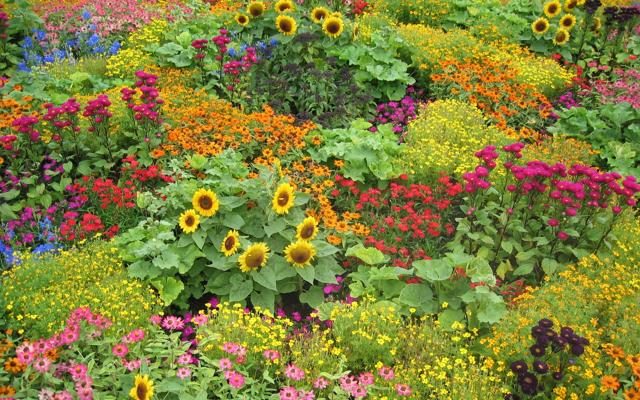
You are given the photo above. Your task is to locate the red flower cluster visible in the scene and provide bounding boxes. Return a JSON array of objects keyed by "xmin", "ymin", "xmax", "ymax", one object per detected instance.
[
  {"xmin": 59, "ymin": 212, "xmax": 114, "ymax": 241},
  {"xmin": 353, "ymin": 175, "xmax": 462, "ymax": 269}
]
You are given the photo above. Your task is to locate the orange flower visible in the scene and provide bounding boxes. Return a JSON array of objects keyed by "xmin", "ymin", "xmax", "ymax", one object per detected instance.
[
  {"xmin": 4, "ymin": 358, "xmax": 25, "ymax": 375},
  {"xmin": 326, "ymin": 234, "xmax": 342, "ymax": 246},
  {"xmin": 605, "ymin": 344, "xmax": 626, "ymax": 359},
  {"xmin": 601, "ymin": 375, "xmax": 621, "ymax": 392}
]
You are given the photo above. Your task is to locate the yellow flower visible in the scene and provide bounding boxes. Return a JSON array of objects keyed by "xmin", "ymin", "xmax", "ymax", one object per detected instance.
[
  {"xmin": 284, "ymin": 240, "xmax": 316, "ymax": 268},
  {"xmin": 553, "ymin": 28, "xmax": 571, "ymax": 45},
  {"xmin": 544, "ymin": 0, "xmax": 562, "ymax": 17},
  {"xmin": 178, "ymin": 209, "xmax": 200, "ymax": 234},
  {"xmin": 311, "ymin": 7, "xmax": 330, "ymax": 23},
  {"xmin": 276, "ymin": 15, "xmax": 297, "ymax": 35},
  {"xmin": 275, "ymin": 0, "xmax": 294, "ymax": 13},
  {"xmin": 235, "ymin": 14, "xmax": 250, "ymax": 26},
  {"xmin": 296, "ymin": 216, "xmax": 318, "ymax": 241},
  {"xmin": 129, "ymin": 375, "xmax": 154, "ymax": 400},
  {"xmin": 192, "ymin": 189, "xmax": 219, "ymax": 217},
  {"xmin": 238, "ymin": 243, "xmax": 270, "ymax": 272},
  {"xmin": 532, "ymin": 17, "xmax": 550, "ymax": 34},
  {"xmin": 221, "ymin": 230, "xmax": 241, "ymax": 257},
  {"xmin": 322, "ymin": 16, "xmax": 344, "ymax": 39},
  {"xmin": 559, "ymin": 14, "xmax": 577, "ymax": 30},
  {"xmin": 272, "ymin": 182, "xmax": 295, "ymax": 214},
  {"xmin": 247, "ymin": 1, "xmax": 265, "ymax": 17},
  {"xmin": 564, "ymin": 0, "xmax": 578, "ymax": 12}
]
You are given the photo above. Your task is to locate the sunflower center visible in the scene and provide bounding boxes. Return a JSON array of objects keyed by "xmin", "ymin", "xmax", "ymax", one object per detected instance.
[
  {"xmin": 291, "ymin": 247, "xmax": 311, "ymax": 264},
  {"xmin": 277, "ymin": 192, "xmax": 290, "ymax": 206},
  {"xmin": 562, "ymin": 19, "xmax": 571, "ymax": 26},
  {"xmin": 300, "ymin": 224, "xmax": 315, "ymax": 239},
  {"xmin": 315, "ymin": 11, "xmax": 327, "ymax": 19},
  {"xmin": 185, "ymin": 216, "xmax": 195, "ymax": 226},
  {"xmin": 535, "ymin": 21, "xmax": 547, "ymax": 31},
  {"xmin": 280, "ymin": 20, "xmax": 292, "ymax": 32},
  {"xmin": 239, "ymin": 16, "xmax": 247, "ymax": 23},
  {"xmin": 224, "ymin": 236, "xmax": 236, "ymax": 250},
  {"xmin": 279, "ymin": 4, "xmax": 291, "ymax": 11},
  {"xmin": 136, "ymin": 383, "xmax": 148, "ymax": 400},
  {"xmin": 327, "ymin": 21, "xmax": 340, "ymax": 34},
  {"xmin": 246, "ymin": 250, "xmax": 265, "ymax": 268},
  {"xmin": 249, "ymin": 5, "xmax": 263, "ymax": 16},
  {"xmin": 198, "ymin": 196, "xmax": 213, "ymax": 210},
  {"xmin": 548, "ymin": 5, "xmax": 557, "ymax": 13}
]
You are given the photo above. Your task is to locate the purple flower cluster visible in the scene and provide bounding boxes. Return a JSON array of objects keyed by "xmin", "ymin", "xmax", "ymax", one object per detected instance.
[
  {"xmin": 555, "ymin": 92, "xmax": 580, "ymax": 110},
  {"xmin": 212, "ymin": 29, "xmax": 231, "ymax": 61},
  {"xmin": 43, "ymin": 98, "xmax": 81, "ymax": 142},
  {"xmin": 83, "ymin": 94, "xmax": 113, "ymax": 128},
  {"xmin": 370, "ymin": 87, "xmax": 422, "ymax": 135},
  {"xmin": 121, "ymin": 70, "xmax": 163, "ymax": 125},
  {"xmin": 12, "ymin": 115, "xmax": 40, "ymax": 142}
]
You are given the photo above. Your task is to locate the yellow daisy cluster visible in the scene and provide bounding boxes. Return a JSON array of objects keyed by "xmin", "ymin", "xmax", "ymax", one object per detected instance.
[
  {"xmin": 402, "ymin": 99, "xmax": 508, "ymax": 178},
  {"xmin": 1, "ymin": 241, "xmax": 160, "ymax": 338},
  {"xmin": 197, "ymin": 302, "xmax": 291, "ymax": 358},
  {"xmin": 106, "ymin": 20, "xmax": 167, "ymax": 78},
  {"xmin": 503, "ymin": 54, "xmax": 575, "ymax": 97},
  {"xmin": 369, "ymin": 0, "xmax": 452, "ymax": 27},
  {"xmin": 522, "ymin": 136, "xmax": 597, "ymax": 166},
  {"xmin": 483, "ymin": 218, "xmax": 640, "ymax": 398}
]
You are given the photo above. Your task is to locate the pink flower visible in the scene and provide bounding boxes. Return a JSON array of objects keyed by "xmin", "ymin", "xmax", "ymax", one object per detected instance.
[
  {"xmin": 358, "ymin": 372, "xmax": 374, "ymax": 386},
  {"xmin": 161, "ymin": 316, "xmax": 185, "ymax": 331},
  {"xmin": 298, "ymin": 389, "xmax": 315, "ymax": 400},
  {"xmin": 285, "ymin": 364, "xmax": 305, "ymax": 381},
  {"xmin": 112, "ymin": 343, "xmax": 129, "ymax": 358},
  {"xmin": 149, "ymin": 315, "xmax": 162, "ymax": 325},
  {"xmin": 219, "ymin": 358, "xmax": 233, "ymax": 370},
  {"xmin": 125, "ymin": 329, "xmax": 145, "ymax": 343},
  {"xmin": 33, "ymin": 357, "xmax": 52, "ymax": 373},
  {"xmin": 557, "ymin": 231, "xmax": 569, "ymax": 241},
  {"xmin": 378, "ymin": 366, "xmax": 394, "ymax": 380},
  {"xmin": 222, "ymin": 342, "xmax": 240, "ymax": 354},
  {"xmin": 124, "ymin": 359, "xmax": 142, "ymax": 372},
  {"xmin": 279, "ymin": 386, "xmax": 298, "ymax": 400},
  {"xmin": 263, "ymin": 349, "xmax": 281, "ymax": 361},
  {"xmin": 177, "ymin": 352, "xmax": 194, "ymax": 365},
  {"xmin": 177, "ymin": 367, "xmax": 192, "ymax": 380},
  {"xmin": 395, "ymin": 383, "xmax": 412, "ymax": 396},
  {"xmin": 227, "ymin": 371, "xmax": 245, "ymax": 389},
  {"xmin": 351, "ymin": 385, "xmax": 367, "ymax": 398},
  {"xmin": 69, "ymin": 363, "xmax": 88, "ymax": 380},
  {"xmin": 547, "ymin": 218, "xmax": 559, "ymax": 227},
  {"xmin": 313, "ymin": 377, "xmax": 328, "ymax": 389},
  {"xmin": 192, "ymin": 314, "xmax": 208, "ymax": 326}
]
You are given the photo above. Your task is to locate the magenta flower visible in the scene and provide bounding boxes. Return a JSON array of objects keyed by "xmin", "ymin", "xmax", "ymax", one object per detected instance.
[
  {"xmin": 279, "ymin": 386, "xmax": 299, "ymax": 400},
  {"xmin": 227, "ymin": 371, "xmax": 245, "ymax": 389},
  {"xmin": 33, "ymin": 357, "xmax": 52, "ymax": 373},
  {"xmin": 285, "ymin": 364, "xmax": 305, "ymax": 381},
  {"xmin": 177, "ymin": 367, "xmax": 192, "ymax": 380},
  {"xmin": 112, "ymin": 343, "xmax": 129, "ymax": 358},
  {"xmin": 395, "ymin": 383, "xmax": 412, "ymax": 396},
  {"xmin": 313, "ymin": 376, "xmax": 329, "ymax": 389},
  {"xmin": 378, "ymin": 366, "xmax": 395, "ymax": 380}
]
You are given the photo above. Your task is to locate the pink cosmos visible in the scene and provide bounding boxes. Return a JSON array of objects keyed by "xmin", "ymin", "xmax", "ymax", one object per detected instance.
[
  {"xmin": 395, "ymin": 383, "xmax": 412, "ymax": 396},
  {"xmin": 125, "ymin": 329, "xmax": 145, "ymax": 343},
  {"xmin": 222, "ymin": 342, "xmax": 240, "ymax": 354},
  {"xmin": 263, "ymin": 349, "xmax": 281, "ymax": 361},
  {"xmin": 313, "ymin": 377, "xmax": 328, "ymax": 389},
  {"xmin": 176, "ymin": 367, "xmax": 192, "ymax": 380},
  {"xmin": 378, "ymin": 366, "xmax": 395, "ymax": 380},
  {"xmin": 285, "ymin": 364, "xmax": 305, "ymax": 381},
  {"xmin": 124, "ymin": 359, "xmax": 142, "ymax": 372},
  {"xmin": 298, "ymin": 389, "xmax": 315, "ymax": 400},
  {"xmin": 112, "ymin": 343, "xmax": 129, "ymax": 358},
  {"xmin": 161, "ymin": 316, "xmax": 185, "ymax": 331},
  {"xmin": 177, "ymin": 352, "xmax": 194, "ymax": 365},
  {"xmin": 192, "ymin": 314, "xmax": 208, "ymax": 326},
  {"xmin": 149, "ymin": 315, "xmax": 162, "ymax": 325},
  {"xmin": 219, "ymin": 358, "xmax": 233, "ymax": 370},
  {"xmin": 358, "ymin": 372, "xmax": 374, "ymax": 386},
  {"xmin": 279, "ymin": 386, "xmax": 299, "ymax": 400}
]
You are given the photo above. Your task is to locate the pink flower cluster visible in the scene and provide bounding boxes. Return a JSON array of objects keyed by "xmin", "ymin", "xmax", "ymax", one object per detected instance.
[
  {"xmin": 121, "ymin": 70, "xmax": 163, "ymax": 125},
  {"xmin": 15, "ymin": 307, "xmax": 111, "ymax": 400},
  {"xmin": 12, "ymin": 115, "xmax": 40, "ymax": 142},
  {"xmin": 83, "ymin": 95, "xmax": 113, "ymax": 131},
  {"xmin": 212, "ymin": 29, "xmax": 231, "ymax": 61},
  {"xmin": 217, "ymin": 345, "xmax": 248, "ymax": 389},
  {"xmin": 593, "ymin": 67, "xmax": 640, "ymax": 108},
  {"xmin": 279, "ymin": 386, "xmax": 316, "ymax": 400},
  {"xmin": 42, "ymin": 98, "xmax": 81, "ymax": 141}
]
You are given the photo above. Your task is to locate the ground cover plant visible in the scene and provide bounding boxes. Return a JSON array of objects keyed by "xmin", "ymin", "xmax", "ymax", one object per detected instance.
[{"xmin": 0, "ymin": 0, "xmax": 639, "ymax": 399}]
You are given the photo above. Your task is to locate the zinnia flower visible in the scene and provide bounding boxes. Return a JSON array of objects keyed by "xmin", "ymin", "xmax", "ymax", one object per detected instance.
[
  {"xmin": 276, "ymin": 15, "xmax": 297, "ymax": 36},
  {"xmin": 192, "ymin": 189, "xmax": 219, "ymax": 217},
  {"xmin": 543, "ymin": 1, "xmax": 562, "ymax": 17},
  {"xmin": 179, "ymin": 209, "xmax": 200, "ymax": 234},
  {"xmin": 296, "ymin": 216, "xmax": 318, "ymax": 241},
  {"xmin": 322, "ymin": 16, "xmax": 344, "ymax": 39},
  {"xmin": 238, "ymin": 243, "xmax": 270, "ymax": 272},
  {"xmin": 220, "ymin": 230, "xmax": 241, "ymax": 256},
  {"xmin": 272, "ymin": 182, "xmax": 295, "ymax": 214},
  {"xmin": 284, "ymin": 240, "xmax": 316, "ymax": 268},
  {"xmin": 129, "ymin": 374, "xmax": 154, "ymax": 400},
  {"xmin": 531, "ymin": 17, "xmax": 550, "ymax": 34}
]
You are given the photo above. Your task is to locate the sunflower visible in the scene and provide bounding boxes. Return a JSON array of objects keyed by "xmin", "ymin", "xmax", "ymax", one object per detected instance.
[
  {"xmin": 276, "ymin": 15, "xmax": 297, "ymax": 35},
  {"xmin": 553, "ymin": 28, "xmax": 570, "ymax": 45},
  {"xmin": 284, "ymin": 240, "xmax": 316, "ymax": 268},
  {"xmin": 543, "ymin": 0, "xmax": 562, "ymax": 18},
  {"xmin": 272, "ymin": 182, "xmax": 295, "ymax": 214},
  {"xmin": 592, "ymin": 16, "xmax": 601, "ymax": 31},
  {"xmin": 275, "ymin": 0, "xmax": 294, "ymax": 13},
  {"xmin": 559, "ymin": 13, "xmax": 576, "ymax": 30},
  {"xmin": 130, "ymin": 375, "xmax": 154, "ymax": 400},
  {"xmin": 192, "ymin": 189, "xmax": 219, "ymax": 217},
  {"xmin": 531, "ymin": 17, "xmax": 550, "ymax": 34},
  {"xmin": 179, "ymin": 209, "xmax": 200, "ymax": 234},
  {"xmin": 322, "ymin": 16, "xmax": 344, "ymax": 39},
  {"xmin": 235, "ymin": 14, "xmax": 250, "ymax": 26},
  {"xmin": 564, "ymin": 0, "xmax": 578, "ymax": 12},
  {"xmin": 296, "ymin": 216, "xmax": 318, "ymax": 241},
  {"xmin": 238, "ymin": 243, "xmax": 270, "ymax": 272},
  {"xmin": 311, "ymin": 7, "xmax": 330, "ymax": 23},
  {"xmin": 247, "ymin": 1, "xmax": 265, "ymax": 17},
  {"xmin": 221, "ymin": 230, "xmax": 241, "ymax": 257}
]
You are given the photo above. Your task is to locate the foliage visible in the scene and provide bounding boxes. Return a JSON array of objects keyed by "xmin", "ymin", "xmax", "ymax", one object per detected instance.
[
  {"xmin": 401, "ymin": 99, "xmax": 508, "ymax": 178},
  {"xmin": 549, "ymin": 101, "xmax": 640, "ymax": 177},
  {"xmin": 0, "ymin": 241, "xmax": 160, "ymax": 338}
]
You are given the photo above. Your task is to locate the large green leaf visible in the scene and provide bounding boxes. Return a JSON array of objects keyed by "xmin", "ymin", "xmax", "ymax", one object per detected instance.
[{"xmin": 414, "ymin": 258, "xmax": 453, "ymax": 281}]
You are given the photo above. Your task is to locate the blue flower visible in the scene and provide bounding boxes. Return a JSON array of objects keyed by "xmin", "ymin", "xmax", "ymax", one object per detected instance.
[
  {"xmin": 82, "ymin": 9, "xmax": 92, "ymax": 20},
  {"xmin": 32, "ymin": 243, "xmax": 60, "ymax": 255},
  {"xmin": 108, "ymin": 40, "xmax": 121, "ymax": 55},
  {"xmin": 0, "ymin": 243, "xmax": 15, "ymax": 265},
  {"xmin": 53, "ymin": 49, "xmax": 67, "ymax": 59},
  {"xmin": 22, "ymin": 36, "xmax": 33, "ymax": 49},
  {"xmin": 269, "ymin": 38, "xmax": 278, "ymax": 46},
  {"xmin": 88, "ymin": 23, "xmax": 97, "ymax": 32},
  {"xmin": 91, "ymin": 45, "xmax": 105, "ymax": 54},
  {"xmin": 43, "ymin": 54, "xmax": 55, "ymax": 63},
  {"xmin": 66, "ymin": 38, "xmax": 79, "ymax": 48},
  {"xmin": 87, "ymin": 33, "xmax": 100, "ymax": 47},
  {"xmin": 33, "ymin": 55, "xmax": 44, "ymax": 65},
  {"xmin": 257, "ymin": 41, "xmax": 266, "ymax": 50},
  {"xmin": 228, "ymin": 47, "xmax": 237, "ymax": 58},
  {"xmin": 33, "ymin": 29, "xmax": 46, "ymax": 41}
]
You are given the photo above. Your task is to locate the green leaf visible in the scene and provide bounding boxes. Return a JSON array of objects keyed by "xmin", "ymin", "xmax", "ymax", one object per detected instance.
[
  {"xmin": 229, "ymin": 279, "xmax": 253, "ymax": 302},
  {"xmin": 496, "ymin": 260, "xmax": 512, "ymax": 280},
  {"xmin": 315, "ymin": 258, "xmax": 340, "ymax": 283},
  {"xmin": 152, "ymin": 251, "xmax": 180, "ymax": 270},
  {"xmin": 296, "ymin": 265, "xmax": 315, "ymax": 284},
  {"xmin": 345, "ymin": 244, "xmax": 386, "ymax": 265},
  {"xmin": 398, "ymin": 284, "xmax": 433, "ymax": 308},
  {"xmin": 500, "ymin": 241, "xmax": 513, "ymax": 254},
  {"xmin": 264, "ymin": 219, "xmax": 287, "ymax": 237},
  {"xmin": 223, "ymin": 213, "xmax": 245, "ymax": 230},
  {"xmin": 300, "ymin": 286, "xmax": 325, "ymax": 308},
  {"xmin": 513, "ymin": 262, "xmax": 534, "ymax": 276},
  {"xmin": 192, "ymin": 229, "xmax": 206, "ymax": 249},
  {"xmin": 438, "ymin": 309, "xmax": 466, "ymax": 331},
  {"xmin": 314, "ymin": 241, "xmax": 340, "ymax": 257},
  {"xmin": 252, "ymin": 266, "xmax": 278, "ymax": 291},
  {"xmin": 251, "ymin": 290, "xmax": 275, "ymax": 312},
  {"xmin": 541, "ymin": 258, "xmax": 560, "ymax": 275},
  {"xmin": 414, "ymin": 258, "xmax": 453, "ymax": 281},
  {"xmin": 153, "ymin": 277, "xmax": 184, "ymax": 306}
]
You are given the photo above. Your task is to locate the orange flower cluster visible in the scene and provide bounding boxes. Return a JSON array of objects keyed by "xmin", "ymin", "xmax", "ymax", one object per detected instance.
[
  {"xmin": 431, "ymin": 58, "xmax": 552, "ymax": 137},
  {"xmin": 0, "ymin": 97, "xmax": 32, "ymax": 132},
  {"xmin": 600, "ymin": 345, "xmax": 640, "ymax": 397}
]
